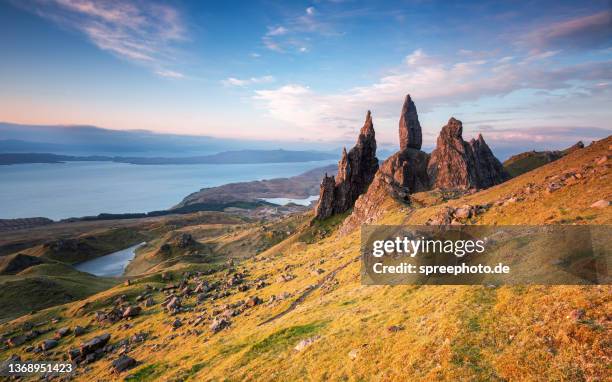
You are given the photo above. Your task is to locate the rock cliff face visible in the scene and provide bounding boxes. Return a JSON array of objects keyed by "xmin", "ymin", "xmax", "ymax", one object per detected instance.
[
  {"xmin": 469, "ymin": 134, "xmax": 510, "ymax": 188},
  {"xmin": 314, "ymin": 111, "xmax": 379, "ymax": 219},
  {"xmin": 376, "ymin": 149, "xmax": 430, "ymax": 201},
  {"xmin": 427, "ymin": 118, "xmax": 508, "ymax": 190},
  {"xmin": 398, "ymin": 94, "xmax": 422, "ymax": 150}
]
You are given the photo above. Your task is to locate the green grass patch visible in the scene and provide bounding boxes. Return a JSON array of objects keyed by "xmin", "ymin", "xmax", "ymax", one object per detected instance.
[
  {"xmin": 299, "ymin": 212, "xmax": 349, "ymax": 244},
  {"xmin": 242, "ymin": 321, "xmax": 327, "ymax": 362},
  {"xmin": 125, "ymin": 363, "xmax": 167, "ymax": 382}
]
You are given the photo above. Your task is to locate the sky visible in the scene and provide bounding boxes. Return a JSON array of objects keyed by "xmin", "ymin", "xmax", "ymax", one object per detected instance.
[{"xmin": 0, "ymin": 0, "xmax": 611, "ymax": 152}]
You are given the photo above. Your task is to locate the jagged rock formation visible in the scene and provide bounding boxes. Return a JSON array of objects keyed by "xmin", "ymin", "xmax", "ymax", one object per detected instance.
[
  {"xmin": 314, "ymin": 175, "xmax": 335, "ymax": 219},
  {"xmin": 340, "ymin": 99, "xmax": 428, "ymax": 232},
  {"xmin": 427, "ymin": 118, "xmax": 508, "ymax": 190},
  {"xmin": 314, "ymin": 111, "xmax": 379, "ymax": 219},
  {"xmin": 398, "ymin": 94, "xmax": 422, "ymax": 150},
  {"xmin": 469, "ymin": 134, "xmax": 511, "ymax": 188}
]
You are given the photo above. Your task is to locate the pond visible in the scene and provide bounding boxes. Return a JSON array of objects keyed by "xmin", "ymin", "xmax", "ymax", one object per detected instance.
[{"xmin": 74, "ymin": 242, "xmax": 146, "ymax": 277}]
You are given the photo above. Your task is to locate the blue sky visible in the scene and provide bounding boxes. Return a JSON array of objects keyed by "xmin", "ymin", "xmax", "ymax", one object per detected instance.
[{"xmin": 0, "ymin": 0, "xmax": 610, "ymax": 151}]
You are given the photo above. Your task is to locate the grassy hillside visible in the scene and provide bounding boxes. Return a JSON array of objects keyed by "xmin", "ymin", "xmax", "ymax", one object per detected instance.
[
  {"xmin": 0, "ymin": 263, "xmax": 117, "ymax": 322},
  {"xmin": 0, "ymin": 137, "xmax": 609, "ymax": 381},
  {"xmin": 503, "ymin": 141, "xmax": 584, "ymax": 178}
]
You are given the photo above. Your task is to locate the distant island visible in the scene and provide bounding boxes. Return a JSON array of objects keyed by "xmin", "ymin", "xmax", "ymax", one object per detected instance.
[{"xmin": 0, "ymin": 149, "xmax": 336, "ymax": 166}]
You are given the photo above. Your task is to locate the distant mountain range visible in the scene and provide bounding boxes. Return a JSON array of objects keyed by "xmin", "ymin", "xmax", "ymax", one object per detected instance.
[
  {"xmin": 0, "ymin": 149, "xmax": 337, "ymax": 166},
  {"xmin": 0, "ymin": 122, "xmax": 346, "ymax": 156}
]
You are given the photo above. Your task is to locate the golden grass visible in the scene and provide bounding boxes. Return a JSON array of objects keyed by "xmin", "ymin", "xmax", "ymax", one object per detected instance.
[{"xmin": 0, "ymin": 137, "xmax": 610, "ymax": 381}]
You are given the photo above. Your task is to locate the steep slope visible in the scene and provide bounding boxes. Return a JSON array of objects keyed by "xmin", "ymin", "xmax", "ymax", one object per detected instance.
[{"xmin": 0, "ymin": 137, "xmax": 609, "ymax": 381}]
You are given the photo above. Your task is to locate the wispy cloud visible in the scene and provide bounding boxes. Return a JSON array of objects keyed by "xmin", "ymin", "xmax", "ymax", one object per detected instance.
[
  {"xmin": 254, "ymin": 47, "xmax": 612, "ymax": 141},
  {"xmin": 19, "ymin": 0, "xmax": 187, "ymax": 77},
  {"xmin": 222, "ymin": 75, "xmax": 275, "ymax": 87},
  {"xmin": 155, "ymin": 69, "xmax": 185, "ymax": 79},
  {"xmin": 262, "ymin": 5, "xmax": 337, "ymax": 53},
  {"xmin": 520, "ymin": 10, "xmax": 612, "ymax": 51}
]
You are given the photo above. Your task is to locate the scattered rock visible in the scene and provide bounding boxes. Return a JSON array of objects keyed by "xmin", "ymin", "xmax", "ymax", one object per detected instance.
[
  {"xmin": 55, "ymin": 327, "xmax": 71, "ymax": 339},
  {"xmin": 74, "ymin": 326, "xmax": 86, "ymax": 337},
  {"xmin": 144, "ymin": 297, "xmax": 155, "ymax": 307},
  {"xmin": 590, "ymin": 200, "xmax": 609, "ymax": 208},
  {"xmin": 453, "ymin": 206, "xmax": 472, "ymax": 219},
  {"xmin": 178, "ymin": 233, "xmax": 194, "ymax": 248},
  {"xmin": 166, "ymin": 297, "xmax": 181, "ymax": 312},
  {"xmin": 80, "ymin": 333, "xmax": 111, "ymax": 356},
  {"xmin": 246, "ymin": 296, "xmax": 263, "ymax": 308},
  {"xmin": 567, "ymin": 309, "xmax": 586, "ymax": 322},
  {"xmin": 387, "ymin": 325, "xmax": 405, "ymax": 333},
  {"xmin": 595, "ymin": 155, "xmax": 608, "ymax": 165},
  {"xmin": 172, "ymin": 318, "xmax": 182, "ymax": 330},
  {"xmin": 39, "ymin": 339, "xmax": 58, "ymax": 351},
  {"xmin": 294, "ymin": 336, "xmax": 321, "ymax": 352},
  {"xmin": 348, "ymin": 348, "xmax": 359, "ymax": 360},
  {"xmin": 122, "ymin": 306, "xmax": 142, "ymax": 318},
  {"xmin": 111, "ymin": 355, "xmax": 136, "ymax": 373},
  {"xmin": 210, "ymin": 318, "xmax": 230, "ymax": 333}
]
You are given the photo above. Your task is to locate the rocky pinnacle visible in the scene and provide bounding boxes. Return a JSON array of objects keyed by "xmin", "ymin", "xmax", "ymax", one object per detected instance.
[
  {"xmin": 314, "ymin": 111, "xmax": 379, "ymax": 220},
  {"xmin": 399, "ymin": 94, "xmax": 422, "ymax": 150}
]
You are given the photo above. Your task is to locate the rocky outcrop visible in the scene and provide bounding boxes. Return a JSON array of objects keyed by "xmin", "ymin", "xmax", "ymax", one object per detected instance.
[
  {"xmin": 398, "ymin": 95, "xmax": 422, "ymax": 150},
  {"xmin": 314, "ymin": 175, "xmax": 335, "ymax": 219},
  {"xmin": 376, "ymin": 149, "xmax": 430, "ymax": 201},
  {"xmin": 469, "ymin": 134, "xmax": 510, "ymax": 188},
  {"xmin": 314, "ymin": 111, "xmax": 379, "ymax": 219},
  {"xmin": 427, "ymin": 118, "xmax": 508, "ymax": 190},
  {"xmin": 340, "ymin": 100, "xmax": 428, "ymax": 232}
]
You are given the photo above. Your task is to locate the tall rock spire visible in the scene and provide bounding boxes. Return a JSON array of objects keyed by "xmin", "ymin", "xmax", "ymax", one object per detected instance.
[
  {"xmin": 314, "ymin": 111, "xmax": 379, "ymax": 220},
  {"xmin": 399, "ymin": 94, "xmax": 422, "ymax": 150}
]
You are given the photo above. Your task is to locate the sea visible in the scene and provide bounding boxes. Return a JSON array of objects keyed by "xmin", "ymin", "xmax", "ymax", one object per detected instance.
[{"xmin": 0, "ymin": 160, "xmax": 334, "ymax": 220}]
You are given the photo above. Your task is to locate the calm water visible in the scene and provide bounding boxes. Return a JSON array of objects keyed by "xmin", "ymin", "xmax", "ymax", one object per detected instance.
[
  {"xmin": 74, "ymin": 242, "xmax": 146, "ymax": 277},
  {"xmin": 0, "ymin": 160, "xmax": 335, "ymax": 220},
  {"xmin": 262, "ymin": 195, "xmax": 319, "ymax": 206}
]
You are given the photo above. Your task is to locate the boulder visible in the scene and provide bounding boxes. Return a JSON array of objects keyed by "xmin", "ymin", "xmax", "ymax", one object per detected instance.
[
  {"xmin": 74, "ymin": 326, "xmax": 86, "ymax": 337},
  {"xmin": 166, "ymin": 297, "xmax": 181, "ymax": 312},
  {"xmin": 122, "ymin": 306, "xmax": 141, "ymax": 318},
  {"xmin": 80, "ymin": 333, "xmax": 111, "ymax": 356},
  {"xmin": 111, "ymin": 355, "xmax": 136, "ymax": 373},
  {"xmin": 39, "ymin": 339, "xmax": 58, "ymax": 351},
  {"xmin": 54, "ymin": 327, "xmax": 71, "ymax": 339},
  {"xmin": 246, "ymin": 296, "xmax": 263, "ymax": 308},
  {"xmin": 210, "ymin": 318, "xmax": 230, "ymax": 333}
]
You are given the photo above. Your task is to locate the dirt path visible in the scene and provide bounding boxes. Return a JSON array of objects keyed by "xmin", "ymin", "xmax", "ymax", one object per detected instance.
[
  {"xmin": 259, "ymin": 208, "xmax": 417, "ymax": 326},
  {"xmin": 258, "ymin": 255, "xmax": 359, "ymax": 326}
]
